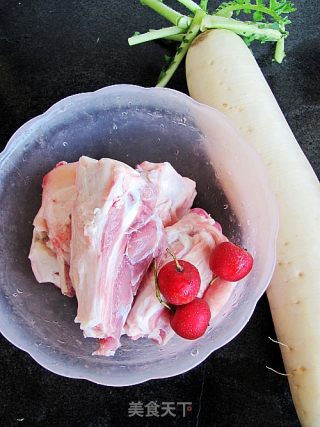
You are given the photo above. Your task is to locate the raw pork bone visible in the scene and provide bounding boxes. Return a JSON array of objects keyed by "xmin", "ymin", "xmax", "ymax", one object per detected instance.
[
  {"xmin": 29, "ymin": 161, "xmax": 77, "ymax": 296},
  {"xmin": 71, "ymin": 158, "xmax": 196, "ymax": 356},
  {"xmin": 124, "ymin": 209, "xmax": 234, "ymax": 345},
  {"xmin": 29, "ymin": 159, "xmax": 196, "ymax": 297},
  {"xmin": 29, "ymin": 156, "xmax": 196, "ymax": 356},
  {"xmin": 70, "ymin": 156, "xmax": 165, "ymax": 355}
]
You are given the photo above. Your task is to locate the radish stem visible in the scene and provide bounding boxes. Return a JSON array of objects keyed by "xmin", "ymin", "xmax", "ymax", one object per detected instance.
[
  {"xmin": 156, "ymin": 10, "xmax": 205, "ymax": 87},
  {"xmin": 201, "ymin": 15, "xmax": 281, "ymax": 42},
  {"xmin": 275, "ymin": 36, "xmax": 286, "ymax": 63},
  {"xmin": 176, "ymin": 0, "xmax": 202, "ymax": 13},
  {"xmin": 141, "ymin": 0, "xmax": 191, "ymax": 29},
  {"xmin": 128, "ymin": 26, "xmax": 184, "ymax": 45}
]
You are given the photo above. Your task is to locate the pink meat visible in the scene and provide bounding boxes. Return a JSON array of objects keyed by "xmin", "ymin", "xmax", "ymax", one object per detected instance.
[
  {"xmin": 124, "ymin": 209, "xmax": 228, "ymax": 345},
  {"xmin": 203, "ymin": 279, "xmax": 235, "ymax": 320},
  {"xmin": 29, "ymin": 161, "xmax": 77, "ymax": 296}
]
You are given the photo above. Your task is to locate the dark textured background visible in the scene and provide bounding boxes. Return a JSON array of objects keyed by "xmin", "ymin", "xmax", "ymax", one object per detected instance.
[{"xmin": 0, "ymin": 1, "xmax": 319, "ymax": 426}]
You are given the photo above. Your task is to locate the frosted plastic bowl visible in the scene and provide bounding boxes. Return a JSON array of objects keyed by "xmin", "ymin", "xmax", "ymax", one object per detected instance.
[{"xmin": 0, "ymin": 84, "xmax": 278, "ymax": 386}]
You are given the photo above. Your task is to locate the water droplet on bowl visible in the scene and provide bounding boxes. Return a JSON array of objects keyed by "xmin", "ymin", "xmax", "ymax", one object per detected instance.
[
  {"xmin": 57, "ymin": 339, "xmax": 65, "ymax": 344},
  {"xmin": 12, "ymin": 293, "xmax": 18, "ymax": 297},
  {"xmin": 223, "ymin": 204, "xmax": 229, "ymax": 210},
  {"xmin": 112, "ymin": 123, "xmax": 118, "ymax": 130},
  {"xmin": 191, "ymin": 348, "xmax": 199, "ymax": 357},
  {"xmin": 62, "ymin": 141, "xmax": 68, "ymax": 147},
  {"xmin": 122, "ymin": 112, "xmax": 128, "ymax": 117},
  {"xmin": 16, "ymin": 288, "xmax": 23, "ymax": 294}
]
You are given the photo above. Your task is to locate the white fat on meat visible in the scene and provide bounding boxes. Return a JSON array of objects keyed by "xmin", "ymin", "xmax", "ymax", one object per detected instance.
[
  {"xmin": 137, "ymin": 161, "xmax": 196, "ymax": 226},
  {"xmin": 124, "ymin": 208, "xmax": 229, "ymax": 345},
  {"xmin": 29, "ymin": 161, "xmax": 77, "ymax": 296}
]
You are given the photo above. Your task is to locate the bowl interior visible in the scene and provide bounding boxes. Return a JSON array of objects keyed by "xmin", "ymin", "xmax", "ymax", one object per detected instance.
[{"xmin": 0, "ymin": 85, "xmax": 278, "ymax": 385}]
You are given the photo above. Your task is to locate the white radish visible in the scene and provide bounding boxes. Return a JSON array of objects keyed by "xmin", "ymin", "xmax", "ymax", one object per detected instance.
[{"xmin": 186, "ymin": 29, "xmax": 320, "ymax": 427}]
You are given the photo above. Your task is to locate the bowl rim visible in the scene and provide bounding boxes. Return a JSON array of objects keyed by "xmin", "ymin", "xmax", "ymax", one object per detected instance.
[{"xmin": 0, "ymin": 84, "xmax": 279, "ymax": 386}]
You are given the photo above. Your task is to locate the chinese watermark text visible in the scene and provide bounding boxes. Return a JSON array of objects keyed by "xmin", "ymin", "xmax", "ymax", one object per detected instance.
[{"xmin": 128, "ymin": 401, "xmax": 192, "ymax": 417}]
